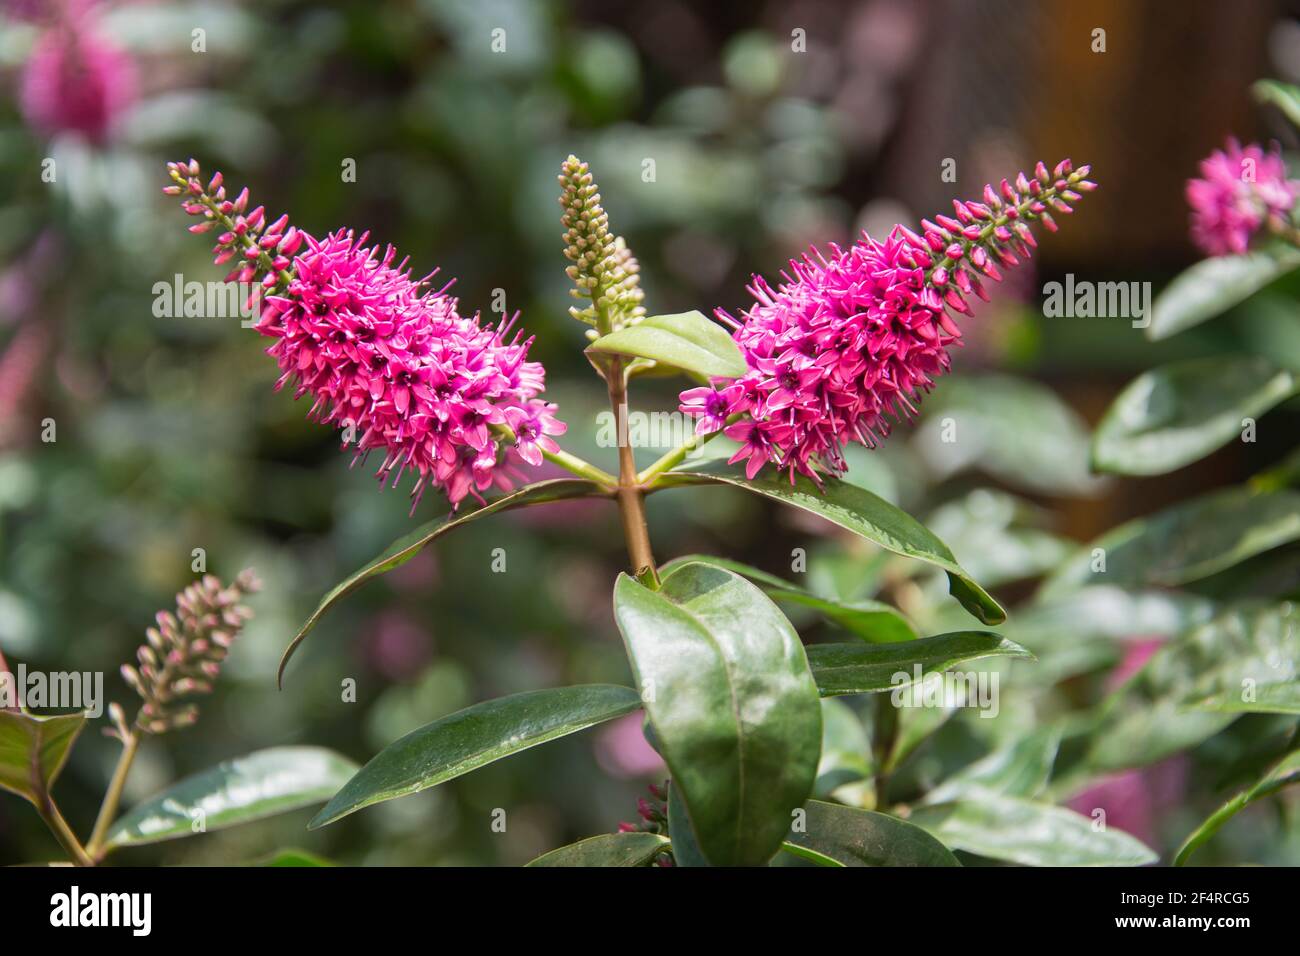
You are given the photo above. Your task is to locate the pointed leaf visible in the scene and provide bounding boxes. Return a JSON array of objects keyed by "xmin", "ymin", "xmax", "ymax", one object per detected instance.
[
  {"xmin": 909, "ymin": 795, "xmax": 1157, "ymax": 866},
  {"xmin": 105, "ymin": 746, "xmax": 359, "ymax": 848},
  {"xmin": 613, "ymin": 563, "xmax": 822, "ymax": 866},
  {"xmin": 1175, "ymin": 748, "xmax": 1300, "ymax": 865},
  {"xmin": 805, "ymin": 632, "xmax": 1033, "ymax": 698},
  {"xmin": 586, "ymin": 311, "xmax": 746, "ymax": 379},
  {"xmin": 783, "ymin": 800, "xmax": 959, "ymax": 867},
  {"xmin": 1093, "ymin": 356, "xmax": 1295, "ymax": 476},
  {"xmin": 0, "ymin": 710, "xmax": 85, "ymax": 808},
  {"xmin": 311, "ymin": 685, "xmax": 640, "ymax": 828},
  {"xmin": 1148, "ymin": 247, "xmax": 1300, "ymax": 340},
  {"xmin": 657, "ymin": 462, "xmax": 1004, "ymax": 624},
  {"xmin": 279, "ymin": 479, "xmax": 604, "ymax": 685},
  {"xmin": 526, "ymin": 832, "xmax": 669, "ymax": 867}
]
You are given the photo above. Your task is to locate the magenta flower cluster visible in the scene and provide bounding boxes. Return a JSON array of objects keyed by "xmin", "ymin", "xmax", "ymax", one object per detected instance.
[
  {"xmin": 1187, "ymin": 139, "xmax": 1299, "ymax": 256},
  {"xmin": 682, "ymin": 161, "xmax": 1093, "ymax": 484},
  {"xmin": 166, "ymin": 162, "xmax": 564, "ymax": 509},
  {"xmin": 17, "ymin": 6, "xmax": 136, "ymax": 144}
]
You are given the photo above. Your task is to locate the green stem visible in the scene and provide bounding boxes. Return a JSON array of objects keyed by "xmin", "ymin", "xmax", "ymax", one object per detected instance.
[
  {"xmin": 38, "ymin": 797, "xmax": 93, "ymax": 867},
  {"xmin": 489, "ymin": 424, "xmax": 617, "ymax": 489},
  {"xmin": 637, "ymin": 414, "xmax": 741, "ymax": 486},
  {"xmin": 871, "ymin": 694, "xmax": 899, "ymax": 812},
  {"xmin": 607, "ymin": 358, "xmax": 658, "ymax": 580},
  {"xmin": 86, "ymin": 731, "xmax": 140, "ymax": 862}
]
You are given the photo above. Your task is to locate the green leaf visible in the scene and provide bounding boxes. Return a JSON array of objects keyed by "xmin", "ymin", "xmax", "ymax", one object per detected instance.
[
  {"xmin": 310, "ymin": 685, "xmax": 639, "ymax": 828},
  {"xmin": 0, "ymin": 710, "xmax": 85, "ymax": 808},
  {"xmin": 1254, "ymin": 79, "xmax": 1300, "ymax": 129},
  {"xmin": 926, "ymin": 489, "xmax": 1075, "ymax": 588},
  {"xmin": 666, "ymin": 780, "xmax": 711, "ymax": 867},
  {"xmin": 1147, "ymin": 248, "xmax": 1300, "ymax": 341},
  {"xmin": 257, "ymin": 848, "xmax": 336, "ymax": 867},
  {"xmin": 613, "ymin": 563, "xmax": 822, "ymax": 866},
  {"xmin": 586, "ymin": 311, "xmax": 746, "ymax": 379},
  {"xmin": 1040, "ymin": 485, "xmax": 1300, "ymax": 598},
  {"xmin": 1194, "ymin": 681, "xmax": 1300, "ymax": 715},
  {"xmin": 805, "ymin": 632, "xmax": 1033, "ymax": 698},
  {"xmin": 909, "ymin": 795, "xmax": 1157, "ymax": 866},
  {"xmin": 1081, "ymin": 604, "xmax": 1300, "ymax": 774},
  {"xmin": 659, "ymin": 553, "xmax": 917, "ymax": 642},
  {"xmin": 278, "ymin": 479, "xmax": 603, "ymax": 686},
  {"xmin": 783, "ymin": 800, "xmax": 959, "ymax": 867},
  {"xmin": 105, "ymin": 747, "xmax": 359, "ymax": 848},
  {"xmin": 526, "ymin": 832, "xmax": 669, "ymax": 867},
  {"xmin": 657, "ymin": 462, "xmax": 1005, "ymax": 625},
  {"xmin": 814, "ymin": 699, "xmax": 872, "ymax": 797},
  {"xmin": 1174, "ymin": 748, "xmax": 1300, "ymax": 865},
  {"xmin": 913, "ymin": 375, "xmax": 1102, "ymax": 496},
  {"xmin": 924, "ymin": 729, "xmax": 1060, "ymax": 804},
  {"xmin": 1092, "ymin": 356, "xmax": 1296, "ymax": 476}
]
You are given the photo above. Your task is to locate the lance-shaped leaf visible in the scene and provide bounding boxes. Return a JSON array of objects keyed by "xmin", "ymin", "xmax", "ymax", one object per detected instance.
[
  {"xmin": 1147, "ymin": 247, "xmax": 1300, "ymax": 341},
  {"xmin": 782, "ymin": 800, "xmax": 959, "ymax": 867},
  {"xmin": 924, "ymin": 728, "xmax": 1060, "ymax": 804},
  {"xmin": 105, "ymin": 747, "xmax": 359, "ymax": 849},
  {"xmin": 908, "ymin": 795, "xmax": 1157, "ymax": 866},
  {"xmin": 0, "ymin": 710, "xmax": 85, "ymax": 808},
  {"xmin": 526, "ymin": 832, "xmax": 669, "ymax": 867},
  {"xmin": 586, "ymin": 311, "xmax": 746, "ymax": 380},
  {"xmin": 659, "ymin": 553, "xmax": 917, "ymax": 642},
  {"xmin": 1175, "ymin": 748, "xmax": 1300, "ymax": 865},
  {"xmin": 656, "ymin": 462, "xmax": 1005, "ymax": 624},
  {"xmin": 311, "ymin": 685, "xmax": 640, "ymax": 828},
  {"xmin": 279, "ymin": 479, "xmax": 604, "ymax": 685},
  {"xmin": 1040, "ymin": 485, "xmax": 1300, "ymax": 599},
  {"xmin": 613, "ymin": 564, "xmax": 822, "ymax": 866},
  {"xmin": 805, "ymin": 632, "xmax": 1033, "ymax": 698},
  {"xmin": 1092, "ymin": 356, "xmax": 1296, "ymax": 476}
]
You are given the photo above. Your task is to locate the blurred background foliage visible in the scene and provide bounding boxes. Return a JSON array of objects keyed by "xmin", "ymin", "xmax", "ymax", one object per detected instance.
[{"xmin": 2, "ymin": 0, "xmax": 1300, "ymax": 865}]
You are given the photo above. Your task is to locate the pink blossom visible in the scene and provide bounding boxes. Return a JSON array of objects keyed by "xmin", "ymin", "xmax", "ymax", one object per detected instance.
[
  {"xmin": 681, "ymin": 161, "xmax": 1094, "ymax": 484},
  {"xmin": 20, "ymin": 23, "xmax": 136, "ymax": 143},
  {"xmin": 1187, "ymin": 139, "xmax": 1299, "ymax": 256}
]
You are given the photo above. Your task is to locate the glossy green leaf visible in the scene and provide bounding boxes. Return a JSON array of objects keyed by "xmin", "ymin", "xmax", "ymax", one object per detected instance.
[
  {"xmin": 666, "ymin": 780, "xmax": 711, "ymax": 868},
  {"xmin": 1175, "ymin": 748, "xmax": 1300, "ymax": 865},
  {"xmin": 613, "ymin": 564, "xmax": 822, "ymax": 866},
  {"xmin": 814, "ymin": 699, "xmax": 872, "ymax": 797},
  {"xmin": 925, "ymin": 728, "xmax": 1060, "ymax": 804},
  {"xmin": 912, "ymin": 375, "xmax": 1102, "ymax": 496},
  {"xmin": 657, "ymin": 462, "xmax": 1005, "ymax": 624},
  {"xmin": 526, "ymin": 832, "xmax": 669, "ymax": 867},
  {"xmin": 1040, "ymin": 486, "xmax": 1300, "ymax": 598},
  {"xmin": 805, "ymin": 632, "xmax": 1033, "ymax": 698},
  {"xmin": 783, "ymin": 800, "xmax": 958, "ymax": 867},
  {"xmin": 311, "ymin": 685, "xmax": 640, "ymax": 828},
  {"xmin": 105, "ymin": 747, "xmax": 359, "ymax": 848},
  {"xmin": 1254, "ymin": 79, "xmax": 1300, "ymax": 128},
  {"xmin": 1092, "ymin": 356, "xmax": 1296, "ymax": 476},
  {"xmin": 586, "ymin": 311, "xmax": 746, "ymax": 379},
  {"xmin": 659, "ymin": 553, "xmax": 916, "ymax": 642},
  {"xmin": 0, "ymin": 710, "xmax": 85, "ymax": 808},
  {"xmin": 1082, "ymin": 604, "xmax": 1300, "ymax": 774},
  {"xmin": 278, "ymin": 479, "xmax": 604, "ymax": 685},
  {"xmin": 1147, "ymin": 247, "xmax": 1300, "ymax": 341},
  {"xmin": 909, "ymin": 795, "xmax": 1157, "ymax": 866}
]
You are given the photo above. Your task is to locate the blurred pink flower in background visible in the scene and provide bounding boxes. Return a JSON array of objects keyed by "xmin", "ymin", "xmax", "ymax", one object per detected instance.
[
  {"xmin": 595, "ymin": 712, "xmax": 665, "ymax": 779},
  {"xmin": 361, "ymin": 610, "xmax": 433, "ymax": 683},
  {"xmin": 19, "ymin": 20, "xmax": 137, "ymax": 143},
  {"xmin": 1187, "ymin": 139, "xmax": 1299, "ymax": 256}
]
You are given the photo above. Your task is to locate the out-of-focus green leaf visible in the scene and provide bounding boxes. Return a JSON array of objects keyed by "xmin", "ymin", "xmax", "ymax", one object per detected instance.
[
  {"xmin": 1194, "ymin": 681, "xmax": 1300, "ymax": 715},
  {"xmin": 806, "ymin": 632, "xmax": 1033, "ymax": 698},
  {"xmin": 257, "ymin": 848, "xmax": 336, "ymax": 867},
  {"xmin": 613, "ymin": 564, "xmax": 821, "ymax": 866},
  {"xmin": 1092, "ymin": 357, "xmax": 1295, "ymax": 476},
  {"xmin": 912, "ymin": 375, "xmax": 1102, "ymax": 496},
  {"xmin": 926, "ymin": 489, "xmax": 1074, "ymax": 588},
  {"xmin": 1254, "ymin": 79, "xmax": 1300, "ymax": 129},
  {"xmin": 924, "ymin": 728, "xmax": 1060, "ymax": 804},
  {"xmin": 1175, "ymin": 748, "xmax": 1300, "ymax": 865},
  {"xmin": 526, "ymin": 832, "xmax": 669, "ymax": 867},
  {"xmin": 658, "ymin": 553, "xmax": 916, "ymax": 642},
  {"xmin": 1040, "ymin": 486, "xmax": 1300, "ymax": 598},
  {"xmin": 310, "ymin": 685, "xmax": 640, "ymax": 828},
  {"xmin": 0, "ymin": 710, "xmax": 85, "ymax": 808},
  {"xmin": 1082, "ymin": 604, "xmax": 1300, "ymax": 774},
  {"xmin": 278, "ymin": 479, "xmax": 605, "ymax": 685},
  {"xmin": 657, "ymin": 462, "xmax": 1005, "ymax": 624},
  {"xmin": 814, "ymin": 699, "xmax": 872, "ymax": 797},
  {"xmin": 106, "ymin": 747, "xmax": 359, "ymax": 848},
  {"xmin": 909, "ymin": 795, "xmax": 1157, "ymax": 866},
  {"xmin": 587, "ymin": 311, "xmax": 746, "ymax": 379},
  {"xmin": 782, "ymin": 800, "xmax": 959, "ymax": 867},
  {"xmin": 1147, "ymin": 247, "xmax": 1300, "ymax": 341}
]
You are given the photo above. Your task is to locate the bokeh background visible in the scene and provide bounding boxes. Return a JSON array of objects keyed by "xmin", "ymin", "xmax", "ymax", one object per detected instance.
[{"xmin": 2, "ymin": 0, "xmax": 1299, "ymax": 865}]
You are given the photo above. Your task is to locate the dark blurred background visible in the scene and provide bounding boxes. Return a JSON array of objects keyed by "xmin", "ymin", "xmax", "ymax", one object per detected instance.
[{"xmin": 2, "ymin": 0, "xmax": 1299, "ymax": 865}]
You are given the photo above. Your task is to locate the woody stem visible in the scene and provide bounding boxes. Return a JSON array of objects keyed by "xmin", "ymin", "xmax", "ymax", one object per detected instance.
[{"xmin": 606, "ymin": 359, "xmax": 657, "ymax": 582}]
